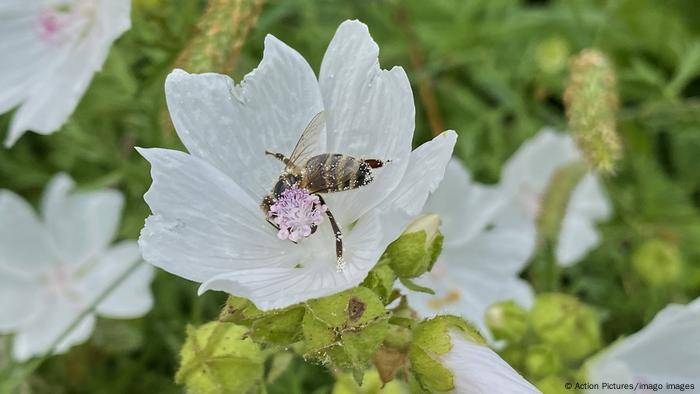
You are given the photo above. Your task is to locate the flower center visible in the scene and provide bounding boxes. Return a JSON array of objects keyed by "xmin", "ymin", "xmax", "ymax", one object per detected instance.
[
  {"xmin": 43, "ymin": 264, "xmax": 82, "ymax": 302},
  {"xmin": 428, "ymin": 290, "xmax": 461, "ymax": 310},
  {"xmin": 35, "ymin": 2, "xmax": 97, "ymax": 44},
  {"xmin": 269, "ymin": 188, "xmax": 327, "ymax": 242}
]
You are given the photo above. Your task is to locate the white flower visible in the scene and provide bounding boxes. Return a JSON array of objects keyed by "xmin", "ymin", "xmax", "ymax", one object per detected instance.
[
  {"xmin": 0, "ymin": 0, "xmax": 131, "ymax": 147},
  {"xmin": 585, "ymin": 297, "xmax": 700, "ymax": 392},
  {"xmin": 0, "ymin": 174, "xmax": 154, "ymax": 361},
  {"xmin": 137, "ymin": 20, "xmax": 456, "ymax": 311},
  {"xmin": 499, "ymin": 128, "xmax": 611, "ymax": 266},
  {"xmin": 442, "ymin": 329, "xmax": 541, "ymax": 394},
  {"xmin": 404, "ymin": 160, "xmax": 534, "ymax": 338}
]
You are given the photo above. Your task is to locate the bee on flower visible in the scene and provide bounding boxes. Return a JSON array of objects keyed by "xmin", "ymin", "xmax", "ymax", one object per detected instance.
[{"xmin": 137, "ymin": 20, "xmax": 456, "ymax": 310}]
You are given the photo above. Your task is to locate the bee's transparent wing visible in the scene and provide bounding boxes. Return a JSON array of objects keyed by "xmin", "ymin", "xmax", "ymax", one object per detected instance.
[{"xmin": 288, "ymin": 111, "xmax": 325, "ymax": 169}]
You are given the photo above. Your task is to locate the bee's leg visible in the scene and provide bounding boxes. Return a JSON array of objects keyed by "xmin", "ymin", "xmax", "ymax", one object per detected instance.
[
  {"xmin": 317, "ymin": 195, "xmax": 345, "ymax": 271},
  {"xmin": 265, "ymin": 150, "xmax": 295, "ymax": 168},
  {"xmin": 363, "ymin": 159, "xmax": 386, "ymax": 168}
]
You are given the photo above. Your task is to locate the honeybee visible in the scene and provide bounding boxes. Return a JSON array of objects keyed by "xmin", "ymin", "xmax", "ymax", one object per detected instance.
[{"xmin": 261, "ymin": 111, "xmax": 386, "ymax": 266}]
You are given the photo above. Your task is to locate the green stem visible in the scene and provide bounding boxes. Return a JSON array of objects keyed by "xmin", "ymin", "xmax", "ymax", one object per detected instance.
[
  {"xmin": 541, "ymin": 241, "xmax": 560, "ymax": 293},
  {"xmin": 534, "ymin": 160, "xmax": 588, "ymax": 292}
]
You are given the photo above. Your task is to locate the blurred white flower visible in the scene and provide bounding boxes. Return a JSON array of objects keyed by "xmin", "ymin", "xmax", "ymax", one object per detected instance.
[
  {"xmin": 138, "ymin": 20, "xmax": 456, "ymax": 311},
  {"xmin": 585, "ymin": 297, "xmax": 700, "ymax": 392},
  {"xmin": 499, "ymin": 128, "xmax": 611, "ymax": 266},
  {"xmin": 405, "ymin": 160, "xmax": 534, "ymax": 338},
  {"xmin": 0, "ymin": 174, "xmax": 154, "ymax": 361},
  {"xmin": 0, "ymin": 0, "xmax": 131, "ymax": 147},
  {"xmin": 442, "ymin": 329, "xmax": 541, "ymax": 394}
]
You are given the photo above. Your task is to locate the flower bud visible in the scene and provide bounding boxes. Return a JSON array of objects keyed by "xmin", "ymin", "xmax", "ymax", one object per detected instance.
[
  {"xmin": 485, "ymin": 300, "xmax": 529, "ymax": 343},
  {"xmin": 386, "ymin": 214, "xmax": 444, "ymax": 279},
  {"xmin": 176, "ymin": 321, "xmax": 263, "ymax": 393},
  {"xmin": 564, "ymin": 49, "xmax": 622, "ymax": 174},
  {"xmin": 530, "ymin": 294, "xmax": 601, "ymax": 360},
  {"xmin": 632, "ymin": 240, "xmax": 683, "ymax": 286},
  {"xmin": 525, "ymin": 344, "xmax": 560, "ymax": 379},
  {"xmin": 409, "ymin": 316, "xmax": 539, "ymax": 393},
  {"xmin": 535, "ymin": 36, "xmax": 570, "ymax": 74}
]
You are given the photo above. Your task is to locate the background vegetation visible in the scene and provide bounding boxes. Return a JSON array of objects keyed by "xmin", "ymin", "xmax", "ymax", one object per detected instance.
[{"xmin": 1, "ymin": 0, "xmax": 699, "ymax": 392}]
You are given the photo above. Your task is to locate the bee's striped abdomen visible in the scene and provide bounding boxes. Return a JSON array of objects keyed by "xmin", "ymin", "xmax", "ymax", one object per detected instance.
[{"xmin": 302, "ymin": 153, "xmax": 374, "ymax": 193}]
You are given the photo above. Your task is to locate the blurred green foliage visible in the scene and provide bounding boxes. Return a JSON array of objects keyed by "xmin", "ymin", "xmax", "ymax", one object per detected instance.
[{"xmin": 1, "ymin": 0, "xmax": 700, "ymax": 392}]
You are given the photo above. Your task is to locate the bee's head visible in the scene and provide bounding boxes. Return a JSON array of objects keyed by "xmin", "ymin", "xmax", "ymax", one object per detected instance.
[{"xmin": 272, "ymin": 173, "xmax": 300, "ymax": 197}]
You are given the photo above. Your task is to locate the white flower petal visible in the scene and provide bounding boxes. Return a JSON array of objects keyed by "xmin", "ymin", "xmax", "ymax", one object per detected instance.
[
  {"xmin": 7, "ymin": 37, "xmax": 101, "ymax": 145},
  {"xmin": 4, "ymin": 0, "xmax": 132, "ymax": 147},
  {"xmin": 318, "ymin": 20, "xmax": 416, "ymax": 224},
  {"xmin": 408, "ymin": 274, "xmax": 533, "ymax": 341},
  {"xmin": 0, "ymin": 3, "xmax": 60, "ymax": 114},
  {"xmin": 423, "ymin": 160, "xmax": 505, "ymax": 247},
  {"xmin": 84, "ymin": 241, "xmax": 155, "ymax": 318},
  {"xmin": 41, "ymin": 173, "xmax": 124, "ymax": 267},
  {"xmin": 406, "ymin": 222, "xmax": 534, "ymax": 338},
  {"xmin": 442, "ymin": 330, "xmax": 541, "ymax": 394},
  {"xmin": 0, "ymin": 270, "xmax": 41, "ymax": 333},
  {"xmin": 164, "ymin": 35, "xmax": 324, "ymax": 202},
  {"xmin": 569, "ymin": 174, "xmax": 611, "ymax": 221},
  {"xmin": 405, "ymin": 153, "xmax": 535, "ymax": 340},
  {"xmin": 12, "ymin": 302, "xmax": 95, "ymax": 362},
  {"xmin": 96, "ymin": 0, "xmax": 132, "ymax": 39},
  {"xmin": 0, "ymin": 190, "xmax": 55, "ymax": 279},
  {"xmin": 556, "ymin": 213, "xmax": 601, "ymax": 266},
  {"xmin": 586, "ymin": 297, "xmax": 700, "ymax": 389},
  {"xmin": 500, "ymin": 128, "xmax": 610, "ymax": 266},
  {"xmin": 138, "ymin": 147, "xmax": 297, "ymax": 283},
  {"xmin": 198, "ymin": 211, "xmax": 385, "ymax": 310},
  {"xmin": 501, "ymin": 128, "xmax": 579, "ymax": 197},
  {"xmin": 444, "ymin": 222, "xmax": 535, "ymax": 277},
  {"xmin": 376, "ymin": 130, "xmax": 457, "ymax": 245}
]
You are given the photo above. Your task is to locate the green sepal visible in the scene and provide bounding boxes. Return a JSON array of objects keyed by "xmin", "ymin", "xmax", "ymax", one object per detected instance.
[
  {"xmin": 175, "ymin": 321, "xmax": 263, "ymax": 394},
  {"xmin": 302, "ymin": 288, "xmax": 389, "ymax": 382},
  {"xmin": 408, "ymin": 315, "xmax": 485, "ymax": 392},
  {"xmin": 250, "ymin": 306, "xmax": 305, "ymax": 345},
  {"xmin": 398, "ymin": 277, "xmax": 435, "ymax": 295},
  {"xmin": 219, "ymin": 295, "xmax": 264, "ymax": 324},
  {"xmin": 219, "ymin": 296, "xmax": 305, "ymax": 346},
  {"xmin": 361, "ymin": 258, "xmax": 397, "ymax": 304}
]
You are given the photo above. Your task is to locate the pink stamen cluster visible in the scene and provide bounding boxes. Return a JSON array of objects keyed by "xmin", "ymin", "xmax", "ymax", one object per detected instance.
[{"xmin": 269, "ymin": 188, "xmax": 327, "ymax": 242}]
